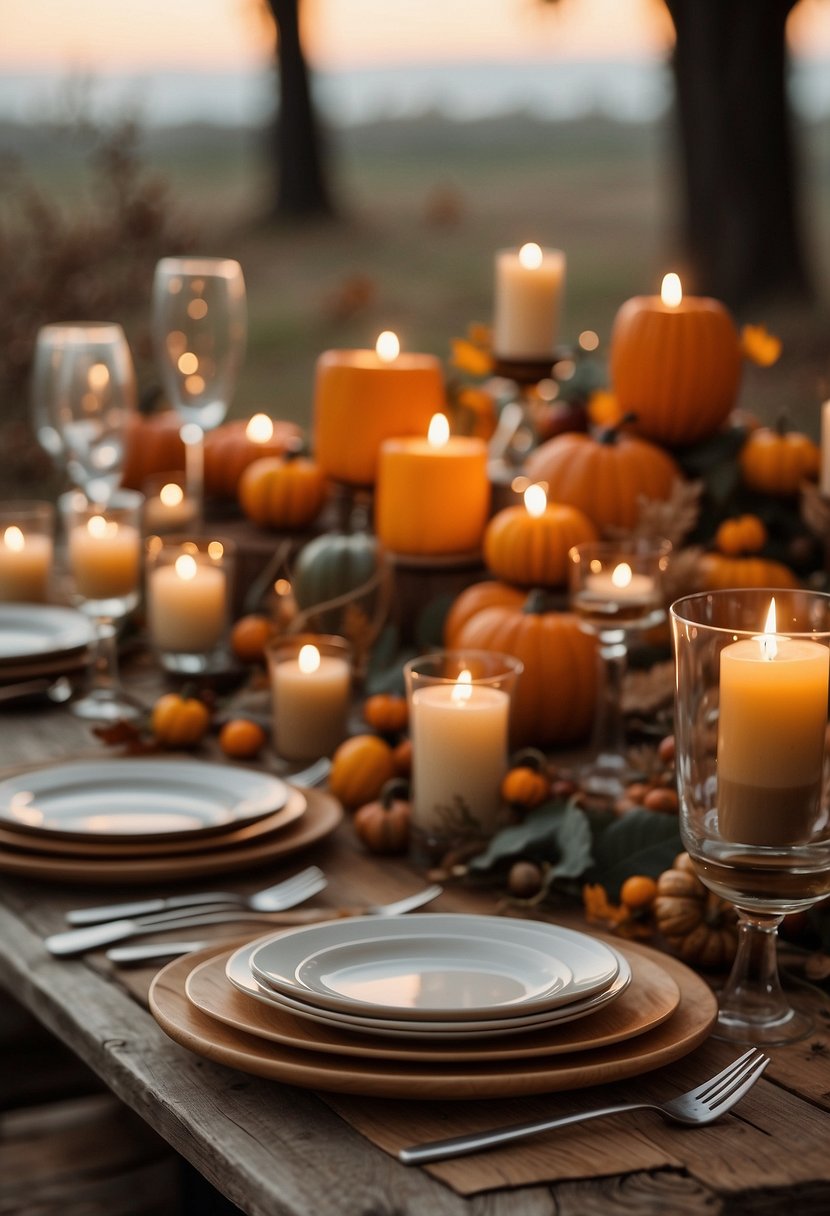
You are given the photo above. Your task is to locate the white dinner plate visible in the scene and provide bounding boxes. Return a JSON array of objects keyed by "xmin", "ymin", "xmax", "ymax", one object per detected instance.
[
  {"xmin": 0, "ymin": 604, "xmax": 95, "ymax": 664},
  {"xmin": 247, "ymin": 914, "xmax": 620, "ymax": 1022},
  {"xmin": 0, "ymin": 758, "xmax": 290, "ymax": 842},
  {"xmin": 228, "ymin": 935, "xmax": 631, "ymax": 1041}
]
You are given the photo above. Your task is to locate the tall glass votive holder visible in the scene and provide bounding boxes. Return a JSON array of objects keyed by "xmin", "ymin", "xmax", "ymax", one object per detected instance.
[
  {"xmin": 146, "ymin": 535, "xmax": 234, "ymax": 674},
  {"xmin": 266, "ymin": 634, "xmax": 352, "ymax": 763},
  {"xmin": 404, "ymin": 649, "xmax": 523, "ymax": 866},
  {"xmin": 0, "ymin": 501, "xmax": 55, "ymax": 603},
  {"xmin": 671, "ymin": 588, "xmax": 830, "ymax": 1044}
]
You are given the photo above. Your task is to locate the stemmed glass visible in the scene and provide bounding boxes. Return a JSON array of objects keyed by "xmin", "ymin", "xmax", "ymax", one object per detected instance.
[
  {"xmin": 151, "ymin": 257, "xmax": 247, "ymax": 520},
  {"xmin": 568, "ymin": 538, "xmax": 671, "ymax": 796},
  {"xmin": 31, "ymin": 323, "xmax": 137, "ymax": 502},
  {"xmin": 671, "ymin": 588, "xmax": 830, "ymax": 1044},
  {"xmin": 59, "ymin": 489, "xmax": 145, "ymax": 722}
]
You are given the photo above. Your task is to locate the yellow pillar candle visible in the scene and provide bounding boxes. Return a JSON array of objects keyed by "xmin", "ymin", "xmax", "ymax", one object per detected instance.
[
  {"xmin": 0, "ymin": 526, "xmax": 53, "ymax": 602},
  {"xmin": 68, "ymin": 515, "xmax": 141, "ymax": 601},
  {"xmin": 717, "ymin": 600, "xmax": 829, "ymax": 847},
  {"xmin": 313, "ymin": 332, "xmax": 445, "ymax": 486},
  {"xmin": 493, "ymin": 243, "xmax": 566, "ymax": 361},
  {"xmin": 375, "ymin": 414, "xmax": 489, "ymax": 556},
  {"xmin": 147, "ymin": 552, "xmax": 228, "ymax": 654},
  {"xmin": 410, "ymin": 669, "xmax": 510, "ymax": 841},
  {"xmin": 269, "ymin": 641, "xmax": 351, "ymax": 760}
]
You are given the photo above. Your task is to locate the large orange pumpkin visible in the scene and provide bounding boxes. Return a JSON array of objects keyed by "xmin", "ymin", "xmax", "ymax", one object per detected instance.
[
  {"xmin": 121, "ymin": 411, "xmax": 186, "ymax": 490},
  {"xmin": 483, "ymin": 499, "xmax": 597, "ymax": 588},
  {"xmin": 203, "ymin": 419, "xmax": 303, "ymax": 499},
  {"xmin": 447, "ymin": 588, "xmax": 597, "ymax": 746},
  {"xmin": 524, "ymin": 427, "xmax": 681, "ymax": 533},
  {"xmin": 609, "ymin": 293, "xmax": 742, "ymax": 446},
  {"xmin": 238, "ymin": 455, "xmax": 327, "ymax": 529},
  {"xmin": 444, "ymin": 581, "xmax": 526, "ymax": 646}
]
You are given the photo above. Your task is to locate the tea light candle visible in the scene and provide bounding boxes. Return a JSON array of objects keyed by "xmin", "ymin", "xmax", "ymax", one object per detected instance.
[
  {"xmin": 0, "ymin": 525, "xmax": 53, "ymax": 602},
  {"xmin": 143, "ymin": 480, "xmax": 198, "ymax": 534},
  {"xmin": 717, "ymin": 599, "xmax": 829, "ymax": 847},
  {"xmin": 148, "ymin": 551, "xmax": 227, "ymax": 653},
  {"xmin": 271, "ymin": 642, "xmax": 351, "ymax": 760},
  {"xmin": 582, "ymin": 561, "xmax": 657, "ymax": 606},
  {"xmin": 68, "ymin": 515, "xmax": 141, "ymax": 601},
  {"xmin": 410, "ymin": 669, "xmax": 510, "ymax": 839},
  {"xmin": 493, "ymin": 243, "xmax": 566, "ymax": 361},
  {"xmin": 313, "ymin": 332, "xmax": 445, "ymax": 486},
  {"xmin": 375, "ymin": 413, "xmax": 489, "ymax": 555}
]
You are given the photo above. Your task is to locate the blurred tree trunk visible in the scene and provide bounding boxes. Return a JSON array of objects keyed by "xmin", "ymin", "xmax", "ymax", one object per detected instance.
[
  {"xmin": 264, "ymin": 0, "xmax": 335, "ymax": 219},
  {"xmin": 664, "ymin": 0, "xmax": 810, "ymax": 310}
]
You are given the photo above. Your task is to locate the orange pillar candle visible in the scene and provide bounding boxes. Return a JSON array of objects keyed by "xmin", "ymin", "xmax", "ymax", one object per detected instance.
[
  {"xmin": 313, "ymin": 332, "xmax": 445, "ymax": 486},
  {"xmin": 375, "ymin": 414, "xmax": 489, "ymax": 556},
  {"xmin": 609, "ymin": 272, "xmax": 742, "ymax": 447}
]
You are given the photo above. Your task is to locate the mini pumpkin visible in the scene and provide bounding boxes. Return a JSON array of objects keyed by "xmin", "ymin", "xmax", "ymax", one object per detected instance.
[
  {"xmin": 653, "ymin": 853, "xmax": 738, "ymax": 968},
  {"xmin": 328, "ymin": 734, "xmax": 397, "ymax": 809},
  {"xmin": 150, "ymin": 692, "xmax": 211, "ymax": 748},
  {"xmin": 524, "ymin": 424, "xmax": 681, "ymax": 533},
  {"xmin": 697, "ymin": 553, "xmax": 799, "ymax": 591},
  {"xmin": 353, "ymin": 778, "xmax": 411, "ymax": 854},
  {"xmin": 363, "ymin": 693, "xmax": 408, "ymax": 735},
  {"xmin": 483, "ymin": 497, "xmax": 597, "ymax": 588},
  {"xmin": 238, "ymin": 454, "xmax": 327, "ymax": 530},
  {"xmin": 740, "ymin": 419, "xmax": 820, "ymax": 496},
  {"xmin": 501, "ymin": 764, "xmax": 550, "ymax": 810},
  {"xmin": 714, "ymin": 514, "xmax": 767, "ymax": 556}
]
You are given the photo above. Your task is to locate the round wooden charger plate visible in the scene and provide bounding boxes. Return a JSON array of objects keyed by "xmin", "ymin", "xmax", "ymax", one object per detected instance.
[
  {"xmin": 149, "ymin": 936, "xmax": 717, "ymax": 1099},
  {"xmin": 184, "ymin": 940, "xmax": 679, "ymax": 1063},
  {"xmin": 0, "ymin": 786, "xmax": 341, "ymax": 885},
  {"xmin": 0, "ymin": 788, "xmax": 307, "ymax": 859}
]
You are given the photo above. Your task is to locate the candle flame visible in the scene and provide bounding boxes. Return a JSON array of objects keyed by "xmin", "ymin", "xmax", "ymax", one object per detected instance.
[
  {"xmin": 174, "ymin": 553, "xmax": 198, "ymax": 581},
  {"xmin": 451, "ymin": 668, "xmax": 473, "ymax": 705},
  {"xmin": 523, "ymin": 483, "xmax": 548, "ymax": 517},
  {"xmin": 246, "ymin": 413, "xmax": 274, "ymax": 443},
  {"xmin": 179, "ymin": 422, "xmax": 202, "ymax": 446},
  {"xmin": 427, "ymin": 413, "xmax": 450, "ymax": 448},
  {"xmin": 760, "ymin": 597, "xmax": 778, "ymax": 660},
  {"xmin": 3, "ymin": 526, "xmax": 24, "ymax": 552},
  {"xmin": 519, "ymin": 242, "xmax": 543, "ymax": 270},
  {"xmin": 87, "ymin": 514, "xmax": 115, "ymax": 539},
  {"xmin": 87, "ymin": 362, "xmax": 110, "ymax": 391},
  {"xmin": 661, "ymin": 272, "xmax": 683, "ymax": 308},
  {"xmin": 298, "ymin": 643, "xmax": 321, "ymax": 674},
  {"xmin": 207, "ymin": 540, "xmax": 224, "ymax": 561},
  {"xmin": 159, "ymin": 482, "xmax": 184, "ymax": 508},
  {"xmin": 611, "ymin": 562, "xmax": 633, "ymax": 589},
  {"xmin": 375, "ymin": 331, "xmax": 400, "ymax": 363}
]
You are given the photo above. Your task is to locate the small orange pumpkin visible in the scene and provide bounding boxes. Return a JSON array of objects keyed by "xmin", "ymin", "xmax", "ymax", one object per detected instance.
[
  {"xmin": 501, "ymin": 765, "xmax": 550, "ymax": 810},
  {"xmin": 697, "ymin": 553, "xmax": 799, "ymax": 591},
  {"xmin": 328, "ymin": 734, "xmax": 397, "ymax": 809},
  {"xmin": 353, "ymin": 779, "xmax": 411, "ymax": 855},
  {"xmin": 238, "ymin": 455, "xmax": 327, "ymax": 529},
  {"xmin": 483, "ymin": 495, "xmax": 597, "ymax": 588},
  {"xmin": 609, "ymin": 293, "xmax": 742, "ymax": 446},
  {"xmin": 714, "ymin": 514, "xmax": 767, "ymax": 557},
  {"xmin": 653, "ymin": 853, "xmax": 738, "ymax": 968},
  {"xmin": 363, "ymin": 693, "xmax": 408, "ymax": 735},
  {"xmin": 121, "ymin": 411, "xmax": 186, "ymax": 490},
  {"xmin": 524, "ymin": 424, "xmax": 681, "ymax": 533},
  {"xmin": 739, "ymin": 420, "xmax": 820, "ymax": 496},
  {"xmin": 150, "ymin": 692, "xmax": 211, "ymax": 748}
]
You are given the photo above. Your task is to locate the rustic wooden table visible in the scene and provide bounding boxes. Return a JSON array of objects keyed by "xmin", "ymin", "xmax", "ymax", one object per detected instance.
[{"xmin": 0, "ymin": 687, "xmax": 829, "ymax": 1216}]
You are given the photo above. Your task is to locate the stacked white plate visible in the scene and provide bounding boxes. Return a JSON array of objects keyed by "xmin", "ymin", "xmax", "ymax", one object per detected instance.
[
  {"xmin": 0, "ymin": 603, "xmax": 95, "ymax": 684},
  {"xmin": 226, "ymin": 914, "xmax": 629, "ymax": 1042}
]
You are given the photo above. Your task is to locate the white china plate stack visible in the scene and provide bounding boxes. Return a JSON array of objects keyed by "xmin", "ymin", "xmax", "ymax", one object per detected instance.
[
  {"xmin": 0, "ymin": 603, "xmax": 95, "ymax": 683},
  {"xmin": 226, "ymin": 914, "xmax": 629, "ymax": 1042}
]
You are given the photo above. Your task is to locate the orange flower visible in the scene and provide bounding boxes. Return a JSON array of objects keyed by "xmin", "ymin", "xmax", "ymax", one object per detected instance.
[
  {"xmin": 741, "ymin": 324, "xmax": 782, "ymax": 367},
  {"xmin": 587, "ymin": 389, "xmax": 623, "ymax": 428},
  {"xmin": 451, "ymin": 336, "xmax": 494, "ymax": 378}
]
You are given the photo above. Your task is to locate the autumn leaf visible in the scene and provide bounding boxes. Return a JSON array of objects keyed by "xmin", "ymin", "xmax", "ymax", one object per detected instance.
[
  {"xmin": 450, "ymin": 336, "xmax": 494, "ymax": 378},
  {"xmin": 741, "ymin": 323, "xmax": 782, "ymax": 367},
  {"xmin": 587, "ymin": 389, "xmax": 623, "ymax": 428}
]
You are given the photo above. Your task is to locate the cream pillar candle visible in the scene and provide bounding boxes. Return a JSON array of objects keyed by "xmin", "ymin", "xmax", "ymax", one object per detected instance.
[
  {"xmin": 493, "ymin": 243, "xmax": 566, "ymax": 361},
  {"xmin": 820, "ymin": 399, "xmax": 830, "ymax": 496},
  {"xmin": 269, "ymin": 641, "xmax": 351, "ymax": 760},
  {"xmin": 410, "ymin": 671, "xmax": 510, "ymax": 842},
  {"xmin": 717, "ymin": 600, "xmax": 829, "ymax": 846},
  {"xmin": 68, "ymin": 515, "xmax": 141, "ymax": 601},
  {"xmin": 0, "ymin": 526, "xmax": 53, "ymax": 602},
  {"xmin": 147, "ymin": 552, "xmax": 228, "ymax": 654}
]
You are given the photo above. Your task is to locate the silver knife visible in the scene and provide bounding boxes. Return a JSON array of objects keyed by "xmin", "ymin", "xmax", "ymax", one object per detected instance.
[{"xmin": 45, "ymin": 907, "xmax": 285, "ymax": 957}]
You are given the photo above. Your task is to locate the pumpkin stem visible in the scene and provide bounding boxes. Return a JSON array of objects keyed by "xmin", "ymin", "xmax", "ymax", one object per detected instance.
[
  {"xmin": 597, "ymin": 412, "xmax": 637, "ymax": 445},
  {"xmin": 522, "ymin": 588, "xmax": 557, "ymax": 615},
  {"xmin": 509, "ymin": 746, "xmax": 548, "ymax": 773},
  {"xmin": 774, "ymin": 411, "xmax": 791, "ymax": 437},
  {"xmin": 380, "ymin": 777, "xmax": 410, "ymax": 808}
]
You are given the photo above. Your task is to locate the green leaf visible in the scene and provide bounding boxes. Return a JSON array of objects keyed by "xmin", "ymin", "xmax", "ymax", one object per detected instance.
[
  {"xmin": 589, "ymin": 809, "xmax": 682, "ymax": 900},
  {"xmin": 469, "ymin": 800, "xmax": 594, "ymax": 883}
]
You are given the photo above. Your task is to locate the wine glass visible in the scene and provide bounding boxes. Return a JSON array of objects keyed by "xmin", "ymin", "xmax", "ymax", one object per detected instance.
[
  {"xmin": 568, "ymin": 538, "xmax": 671, "ymax": 797},
  {"xmin": 32, "ymin": 323, "xmax": 137, "ymax": 502},
  {"xmin": 671, "ymin": 588, "xmax": 830, "ymax": 1044},
  {"xmin": 59, "ymin": 489, "xmax": 145, "ymax": 722},
  {"xmin": 151, "ymin": 257, "xmax": 247, "ymax": 518}
]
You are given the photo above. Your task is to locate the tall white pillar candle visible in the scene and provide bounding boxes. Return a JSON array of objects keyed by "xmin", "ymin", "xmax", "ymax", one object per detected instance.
[
  {"xmin": 820, "ymin": 399, "xmax": 830, "ymax": 496},
  {"xmin": 270, "ymin": 642, "xmax": 351, "ymax": 760},
  {"xmin": 493, "ymin": 243, "xmax": 566, "ymax": 361},
  {"xmin": 148, "ymin": 553, "xmax": 227, "ymax": 654}
]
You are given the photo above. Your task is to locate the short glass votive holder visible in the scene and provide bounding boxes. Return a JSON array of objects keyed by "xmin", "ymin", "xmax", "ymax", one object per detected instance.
[
  {"xmin": 61, "ymin": 489, "xmax": 144, "ymax": 619},
  {"xmin": 403, "ymin": 649, "xmax": 523, "ymax": 866},
  {"xmin": 266, "ymin": 634, "xmax": 352, "ymax": 763},
  {"xmin": 0, "ymin": 500, "xmax": 55, "ymax": 603},
  {"xmin": 141, "ymin": 472, "xmax": 198, "ymax": 536},
  {"xmin": 145, "ymin": 535, "xmax": 234, "ymax": 674}
]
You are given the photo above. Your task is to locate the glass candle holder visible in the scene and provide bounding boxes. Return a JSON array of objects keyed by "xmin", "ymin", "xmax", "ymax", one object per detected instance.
[
  {"xmin": 59, "ymin": 488, "xmax": 144, "ymax": 721},
  {"xmin": 403, "ymin": 649, "xmax": 523, "ymax": 866},
  {"xmin": 146, "ymin": 535, "xmax": 234, "ymax": 674},
  {"xmin": 569, "ymin": 538, "xmax": 671, "ymax": 796},
  {"xmin": 141, "ymin": 472, "xmax": 198, "ymax": 535},
  {"xmin": 0, "ymin": 501, "xmax": 55, "ymax": 603},
  {"xmin": 671, "ymin": 588, "xmax": 830, "ymax": 1044},
  {"xmin": 266, "ymin": 635, "xmax": 352, "ymax": 762}
]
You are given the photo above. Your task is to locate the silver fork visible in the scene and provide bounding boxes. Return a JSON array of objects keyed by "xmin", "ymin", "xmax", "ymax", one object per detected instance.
[
  {"xmin": 399, "ymin": 1048, "xmax": 770, "ymax": 1165},
  {"xmin": 105, "ymin": 883, "xmax": 444, "ymax": 965}
]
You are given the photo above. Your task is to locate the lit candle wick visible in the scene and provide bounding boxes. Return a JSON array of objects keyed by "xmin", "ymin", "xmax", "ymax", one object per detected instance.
[
  {"xmin": 758, "ymin": 597, "xmax": 779, "ymax": 661},
  {"xmin": 427, "ymin": 413, "xmax": 450, "ymax": 448},
  {"xmin": 611, "ymin": 562, "xmax": 633, "ymax": 590},
  {"xmin": 246, "ymin": 413, "xmax": 274, "ymax": 443},
  {"xmin": 519, "ymin": 242, "xmax": 543, "ymax": 270},
  {"xmin": 661, "ymin": 272, "xmax": 683, "ymax": 308},
  {"xmin": 3, "ymin": 526, "xmax": 24, "ymax": 552},
  {"xmin": 523, "ymin": 484, "xmax": 547, "ymax": 517},
  {"xmin": 298, "ymin": 643, "xmax": 321, "ymax": 674},
  {"xmin": 375, "ymin": 331, "xmax": 400, "ymax": 363},
  {"xmin": 451, "ymin": 668, "xmax": 473, "ymax": 705}
]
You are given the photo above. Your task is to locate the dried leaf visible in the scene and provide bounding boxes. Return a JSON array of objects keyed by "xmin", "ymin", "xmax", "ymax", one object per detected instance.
[
  {"xmin": 634, "ymin": 479, "xmax": 703, "ymax": 547},
  {"xmin": 623, "ymin": 662, "xmax": 674, "ymax": 718},
  {"xmin": 450, "ymin": 336, "xmax": 494, "ymax": 378}
]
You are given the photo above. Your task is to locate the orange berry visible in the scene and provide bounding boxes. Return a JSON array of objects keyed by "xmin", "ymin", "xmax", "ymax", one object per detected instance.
[
  {"xmin": 620, "ymin": 875, "xmax": 658, "ymax": 911},
  {"xmin": 230, "ymin": 614, "xmax": 275, "ymax": 664},
  {"xmin": 219, "ymin": 718, "xmax": 268, "ymax": 759}
]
